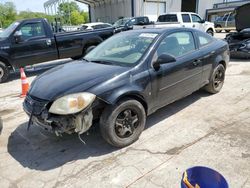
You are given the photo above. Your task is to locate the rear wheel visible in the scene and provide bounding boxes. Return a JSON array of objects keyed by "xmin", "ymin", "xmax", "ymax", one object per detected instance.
[
  {"xmin": 225, "ymin": 30, "xmax": 231, "ymax": 33},
  {"xmin": 0, "ymin": 62, "xmax": 9, "ymax": 83},
  {"xmin": 215, "ymin": 25, "xmax": 222, "ymax": 33},
  {"xmin": 206, "ymin": 29, "xmax": 214, "ymax": 36},
  {"xmin": 100, "ymin": 99, "xmax": 146, "ymax": 148},
  {"xmin": 204, "ymin": 64, "xmax": 225, "ymax": 94}
]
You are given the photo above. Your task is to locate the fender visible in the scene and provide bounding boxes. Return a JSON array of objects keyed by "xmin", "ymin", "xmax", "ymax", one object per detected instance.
[{"xmin": 0, "ymin": 52, "xmax": 15, "ymax": 71}]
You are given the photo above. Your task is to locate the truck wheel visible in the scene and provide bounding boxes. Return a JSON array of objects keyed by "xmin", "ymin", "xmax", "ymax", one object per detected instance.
[
  {"xmin": 83, "ymin": 46, "xmax": 96, "ymax": 56},
  {"xmin": 100, "ymin": 99, "xmax": 146, "ymax": 148},
  {"xmin": 215, "ymin": 25, "xmax": 222, "ymax": 33},
  {"xmin": 206, "ymin": 29, "xmax": 214, "ymax": 36},
  {"xmin": 204, "ymin": 64, "xmax": 225, "ymax": 94},
  {"xmin": 0, "ymin": 62, "xmax": 9, "ymax": 83}
]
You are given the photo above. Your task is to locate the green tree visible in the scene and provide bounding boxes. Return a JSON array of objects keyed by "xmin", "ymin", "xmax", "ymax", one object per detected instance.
[
  {"xmin": 58, "ymin": 1, "xmax": 79, "ymax": 24},
  {"xmin": 0, "ymin": 2, "xmax": 17, "ymax": 28}
]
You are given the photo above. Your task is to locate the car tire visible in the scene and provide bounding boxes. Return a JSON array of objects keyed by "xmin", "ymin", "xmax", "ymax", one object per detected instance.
[
  {"xmin": 204, "ymin": 64, "xmax": 225, "ymax": 94},
  {"xmin": 100, "ymin": 99, "xmax": 146, "ymax": 148},
  {"xmin": 0, "ymin": 61, "xmax": 9, "ymax": 83},
  {"xmin": 206, "ymin": 29, "xmax": 214, "ymax": 36},
  {"xmin": 83, "ymin": 46, "xmax": 96, "ymax": 56},
  {"xmin": 215, "ymin": 25, "xmax": 222, "ymax": 33},
  {"xmin": 225, "ymin": 30, "xmax": 231, "ymax": 33}
]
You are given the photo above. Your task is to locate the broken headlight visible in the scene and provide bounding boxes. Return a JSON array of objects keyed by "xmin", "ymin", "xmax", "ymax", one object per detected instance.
[{"xmin": 49, "ymin": 93, "xmax": 96, "ymax": 115}]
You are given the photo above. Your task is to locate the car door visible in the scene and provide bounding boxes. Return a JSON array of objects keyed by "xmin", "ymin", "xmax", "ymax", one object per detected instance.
[
  {"xmin": 10, "ymin": 21, "xmax": 57, "ymax": 68},
  {"xmin": 149, "ymin": 31, "xmax": 203, "ymax": 108},
  {"xmin": 227, "ymin": 13, "xmax": 235, "ymax": 28},
  {"xmin": 191, "ymin": 14, "xmax": 205, "ymax": 32}
]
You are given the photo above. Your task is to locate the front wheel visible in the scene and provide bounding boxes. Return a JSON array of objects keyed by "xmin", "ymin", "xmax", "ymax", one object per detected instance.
[
  {"xmin": 204, "ymin": 64, "xmax": 225, "ymax": 94},
  {"xmin": 100, "ymin": 99, "xmax": 146, "ymax": 148},
  {"xmin": 0, "ymin": 62, "xmax": 9, "ymax": 83}
]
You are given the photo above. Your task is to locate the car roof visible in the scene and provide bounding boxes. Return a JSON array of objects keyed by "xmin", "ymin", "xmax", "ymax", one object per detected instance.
[
  {"xmin": 160, "ymin": 12, "xmax": 198, "ymax": 15},
  {"xmin": 123, "ymin": 27, "xmax": 198, "ymax": 34},
  {"xmin": 82, "ymin": 22, "xmax": 110, "ymax": 27}
]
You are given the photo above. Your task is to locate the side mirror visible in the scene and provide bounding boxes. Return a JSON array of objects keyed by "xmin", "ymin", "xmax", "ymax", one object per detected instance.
[
  {"xmin": 14, "ymin": 31, "xmax": 22, "ymax": 43},
  {"xmin": 199, "ymin": 19, "xmax": 206, "ymax": 24},
  {"xmin": 153, "ymin": 54, "xmax": 176, "ymax": 70}
]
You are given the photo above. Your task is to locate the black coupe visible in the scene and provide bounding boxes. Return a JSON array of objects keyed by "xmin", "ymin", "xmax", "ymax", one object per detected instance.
[{"xmin": 24, "ymin": 28, "xmax": 229, "ymax": 147}]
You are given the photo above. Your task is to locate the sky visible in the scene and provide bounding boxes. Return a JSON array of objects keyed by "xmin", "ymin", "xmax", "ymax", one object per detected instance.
[{"xmin": 2, "ymin": 0, "xmax": 88, "ymax": 13}]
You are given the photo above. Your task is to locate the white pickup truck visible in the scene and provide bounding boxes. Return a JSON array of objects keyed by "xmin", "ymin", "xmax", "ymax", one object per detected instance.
[{"xmin": 140, "ymin": 12, "xmax": 215, "ymax": 36}]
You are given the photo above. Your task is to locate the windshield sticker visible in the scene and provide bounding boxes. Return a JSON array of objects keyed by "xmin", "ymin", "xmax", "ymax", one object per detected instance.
[{"xmin": 139, "ymin": 33, "xmax": 158, "ymax": 38}]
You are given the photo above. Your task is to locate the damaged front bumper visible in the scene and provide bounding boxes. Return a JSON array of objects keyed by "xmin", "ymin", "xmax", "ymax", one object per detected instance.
[{"xmin": 23, "ymin": 95, "xmax": 97, "ymax": 136}]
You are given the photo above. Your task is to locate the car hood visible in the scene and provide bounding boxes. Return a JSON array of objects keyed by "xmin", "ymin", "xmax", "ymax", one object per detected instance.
[
  {"xmin": 29, "ymin": 61, "xmax": 129, "ymax": 101},
  {"xmin": 235, "ymin": 3, "xmax": 250, "ymax": 31}
]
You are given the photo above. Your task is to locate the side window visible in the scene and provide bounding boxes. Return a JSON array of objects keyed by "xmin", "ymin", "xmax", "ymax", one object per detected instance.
[
  {"xmin": 19, "ymin": 22, "xmax": 45, "ymax": 40},
  {"xmin": 191, "ymin": 14, "xmax": 202, "ymax": 23},
  {"xmin": 197, "ymin": 32, "xmax": 213, "ymax": 47},
  {"xmin": 156, "ymin": 32, "xmax": 196, "ymax": 58},
  {"xmin": 222, "ymin": 14, "xmax": 228, "ymax": 21},
  {"xmin": 182, "ymin": 14, "xmax": 191, "ymax": 23},
  {"xmin": 158, "ymin": 14, "xmax": 178, "ymax": 22}
]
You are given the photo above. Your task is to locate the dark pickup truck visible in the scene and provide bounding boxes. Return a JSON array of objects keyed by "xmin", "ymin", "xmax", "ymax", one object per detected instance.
[{"xmin": 0, "ymin": 18, "xmax": 114, "ymax": 82}]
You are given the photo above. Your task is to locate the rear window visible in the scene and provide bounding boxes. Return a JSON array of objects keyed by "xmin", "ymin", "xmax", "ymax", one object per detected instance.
[
  {"xmin": 197, "ymin": 31, "xmax": 214, "ymax": 47},
  {"xmin": 182, "ymin": 14, "xmax": 191, "ymax": 23},
  {"xmin": 158, "ymin": 14, "xmax": 178, "ymax": 22}
]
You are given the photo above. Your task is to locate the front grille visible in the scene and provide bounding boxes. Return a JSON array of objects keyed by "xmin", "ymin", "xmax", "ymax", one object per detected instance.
[{"xmin": 23, "ymin": 95, "xmax": 49, "ymax": 116}]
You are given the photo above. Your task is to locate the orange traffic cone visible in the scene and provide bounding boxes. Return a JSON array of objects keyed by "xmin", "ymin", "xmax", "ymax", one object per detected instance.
[{"xmin": 20, "ymin": 68, "xmax": 29, "ymax": 98}]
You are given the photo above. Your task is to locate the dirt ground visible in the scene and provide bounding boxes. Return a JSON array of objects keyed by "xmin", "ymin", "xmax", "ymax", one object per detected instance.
[{"xmin": 0, "ymin": 33, "xmax": 250, "ymax": 188}]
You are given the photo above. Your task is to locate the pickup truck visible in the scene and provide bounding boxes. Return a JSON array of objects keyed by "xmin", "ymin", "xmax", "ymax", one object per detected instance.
[
  {"xmin": 113, "ymin": 16, "xmax": 153, "ymax": 33},
  {"xmin": 0, "ymin": 18, "xmax": 114, "ymax": 83},
  {"xmin": 144, "ymin": 12, "xmax": 215, "ymax": 36},
  {"xmin": 214, "ymin": 12, "xmax": 236, "ymax": 33}
]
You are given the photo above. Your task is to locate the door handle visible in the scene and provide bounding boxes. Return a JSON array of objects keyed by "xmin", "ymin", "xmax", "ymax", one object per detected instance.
[
  {"xmin": 46, "ymin": 39, "xmax": 52, "ymax": 46},
  {"xmin": 193, "ymin": 24, "xmax": 195, "ymax": 28},
  {"xmin": 193, "ymin": 59, "xmax": 202, "ymax": 66}
]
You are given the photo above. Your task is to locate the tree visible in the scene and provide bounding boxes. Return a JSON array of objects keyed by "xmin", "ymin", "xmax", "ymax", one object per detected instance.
[
  {"xmin": 58, "ymin": 1, "xmax": 79, "ymax": 24},
  {"xmin": 0, "ymin": 2, "xmax": 17, "ymax": 28}
]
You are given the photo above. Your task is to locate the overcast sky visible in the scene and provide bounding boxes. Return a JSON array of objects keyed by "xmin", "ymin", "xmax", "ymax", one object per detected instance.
[{"xmin": 2, "ymin": 0, "xmax": 88, "ymax": 13}]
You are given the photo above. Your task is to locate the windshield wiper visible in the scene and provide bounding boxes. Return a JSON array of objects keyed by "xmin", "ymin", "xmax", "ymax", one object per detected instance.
[{"xmin": 82, "ymin": 58, "xmax": 89, "ymax": 62}]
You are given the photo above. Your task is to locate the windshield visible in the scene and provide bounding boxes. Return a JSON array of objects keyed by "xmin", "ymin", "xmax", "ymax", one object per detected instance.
[
  {"xmin": 113, "ymin": 18, "xmax": 131, "ymax": 27},
  {"xmin": 84, "ymin": 32, "xmax": 159, "ymax": 66},
  {"xmin": 0, "ymin": 22, "xmax": 20, "ymax": 39}
]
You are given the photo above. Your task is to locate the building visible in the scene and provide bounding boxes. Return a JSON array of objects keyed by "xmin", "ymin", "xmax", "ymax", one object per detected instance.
[
  {"xmin": 44, "ymin": 0, "xmax": 249, "ymax": 23},
  {"xmin": 76, "ymin": 0, "xmax": 228, "ymax": 23},
  {"xmin": 207, "ymin": 0, "xmax": 250, "ymax": 22}
]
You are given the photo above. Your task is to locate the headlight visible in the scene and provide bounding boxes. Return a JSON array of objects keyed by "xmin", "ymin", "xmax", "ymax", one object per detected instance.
[{"xmin": 49, "ymin": 93, "xmax": 96, "ymax": 115}]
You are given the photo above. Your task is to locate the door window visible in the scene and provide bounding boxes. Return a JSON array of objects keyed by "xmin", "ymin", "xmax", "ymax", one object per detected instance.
[
  {"xmin": 19, "ymin": 22, "xmax": 45, "ymax": 40},
  {"xmin": 156, "ymin": 32, "xmax": 196, "ymax": 58},
  {"xmin": 191, "ymin": 14, "xmax": 202, "ymax": 23},
  {"xmin": 182, "ymin": 14, "xmax": 191, "ymax": 23}
]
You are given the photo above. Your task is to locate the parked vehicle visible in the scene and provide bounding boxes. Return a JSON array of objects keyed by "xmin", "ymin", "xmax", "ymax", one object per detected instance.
[
  {"xmin": 145, "ymin": 12, "xmax": 215, "ymax": 36},
  {"xmin": 226, "ymin": 3, "xmax": 250, "ymax": 58},
  {"xmin": 214, "ymin": 12, "xmax": 236, "ymax": 33},
  {"xmin": 78, "ymin": 22, "xmax": 113, "ymax": 31},
  {"xmin": 23, "ymin": 28, "xmax": 229, "ymax": 147},
  {"xmin": 113, "ymin": 16, "xmax": 152, "ymax": 33},
  {"xmin": 0, "ymin": 18, "xmax": 114, "ymax": 83}
]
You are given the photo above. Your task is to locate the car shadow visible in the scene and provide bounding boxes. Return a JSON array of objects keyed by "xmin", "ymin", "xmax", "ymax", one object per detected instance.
[
  {"xmin": 7, "ymin": 90, "xmax": 210, "ymax": 171},
  {"xmin": 7, "ymin": 59, "xmax": 72, "ymax": 82}
]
